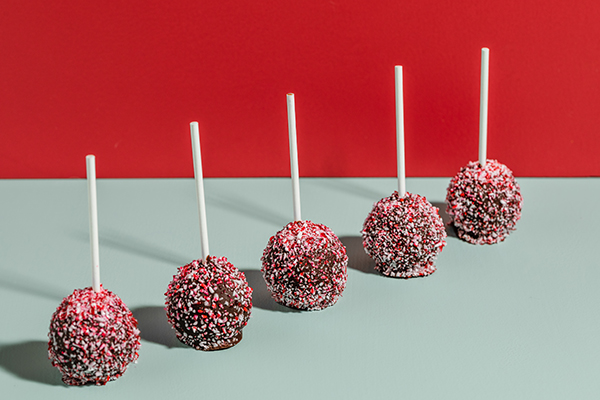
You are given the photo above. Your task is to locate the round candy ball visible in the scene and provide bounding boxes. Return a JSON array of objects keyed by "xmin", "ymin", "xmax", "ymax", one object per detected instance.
[
  {"xmin": 446, "ymin": 159, "xmax": 523, "ymax": 245},
  {"xmin": 165, "ymin": 256, "xmax": 252, "ymax": 351},
  {"xmin": 362, "ymin": 191, "xmax": 447, "ymax": 278},
  {"xmin": 48, "ymin": 286, "xmax": 141, "ymax": 386},
  {"xmin": 261, "ymin": 220, "xmax": 348, "ymax": 311}
]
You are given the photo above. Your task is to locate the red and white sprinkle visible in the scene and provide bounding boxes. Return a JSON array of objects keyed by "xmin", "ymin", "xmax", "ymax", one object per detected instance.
[
  {"xmin": 446, "ymin": 159, "xmax": 523, "ymax": 245},
  {"xmin": 165, "ymin": 256, "xmax": 252, "ymax": 351},
  {"xmin": 261, "ymin": 220, "xmax": 348, "ymax": 311},
  {"xmin": 362, "ymin": 191, "xmax": 447, "ymax": 278},
  {"xmin": 48, "ymin": 286, "xmax": 141, "ymax": 386}
]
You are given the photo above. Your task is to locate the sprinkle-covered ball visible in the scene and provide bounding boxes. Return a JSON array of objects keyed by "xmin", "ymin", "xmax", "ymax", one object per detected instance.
[
  {"xmin": 48, "ymin": 286, "xmax": 141, "ymax": 386},
  {"xmin": 362, "ymin": 191, "xmax": 447, "ymax": 278},
  {"xmin": 446, "ymin": 159, "xmax": 523, "ymax": 245},
  {"xmin": 165, "ymin": 256, "xmax": 252, "ymax": 351},
  {"xmin": 261, "ymin": 220, "xmax": 348, "ymax": 311}
]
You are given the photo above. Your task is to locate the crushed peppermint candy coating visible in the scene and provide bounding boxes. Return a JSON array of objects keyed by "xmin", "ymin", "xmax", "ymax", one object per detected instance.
[
  {"xmin": 165, "ymin": 256, "xmax": 252, "ymax": 351},
  {"xmin": 48, "ymin": 286, "xmax": 141, "ymax": 386},
  {"xmin": 261, "ymin": 220, "xmax": 348, "ymax": 311},
  {"xmin": 362, "ymin": 191, "xmax": 447, "ymax": 278},
  {"xmin": 446, "ymin": 159, "xmax": 523, "ymax": 245}
]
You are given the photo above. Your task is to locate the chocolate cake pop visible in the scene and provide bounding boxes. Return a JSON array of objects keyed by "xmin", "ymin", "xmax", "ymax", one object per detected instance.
[
  {"xmin": 446, "ymin": 48, "xmax": 523, "ymax": 244},
  {"xmin": 446, "ymin": 159, "xmax": 522, "ymax": 244},
  {"xmin": 261, "ymin": 94, "xmax": 348, "ymax": 310},
  {"xmin": 48, "ymin": 286, "xmax": 141, "ymax": 385},
  {"xmin": 48, "ymin": 155, "xmax": 140, "ymax": 385},
  {"xmin": 165, "ymin": 122, "xmax": 252, "ymax": 350},
  {"xmin": 362, "ymin": 66, "xmax": 446, "ymax": 277},
  {"xmin": 165, "ymin": 256, "xmax": 252, "ymax": 350},
  {"xmin": 261, "ymin": 220, "xmax": 348, "ymax": 310},
  {"xmin": 362, "ymin": 191, "xmax": 446, "ymax": 277}
]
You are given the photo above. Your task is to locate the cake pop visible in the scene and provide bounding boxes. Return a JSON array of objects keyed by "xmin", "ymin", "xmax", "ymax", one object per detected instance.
[
  {"xmin": 362, "ymin": 191, "xmax": 446, "ymax": 277},
  {"xmin": 446, "ymin": 48, "xmax": 522, "ymax": 244},
  {"xmin": 48, "ymin": 155, "xmax": 140, "ymax": 385},
  {"xmin": 48, "ymin": 286, "xmax": 141, "ymax": 385},
  {"xmin": 165, "ymin": 122, "xmax": 252, "ymax": 350},
  {"xmin": 362, "ymin": 66, "xmax": 446, "ymax": 278},
  {"xmin": 262, "ymin": 220, "xmax": 347, "ymax": 310},
  {"xmin": 261, "ymin": 94, "xmax": 348, "ymax": 310},
  {"xmin": 446, "ymin": 160, "xmax": 522, "ymax": 244},
  {"xmin": 165, "ymin": 256, "xmax": 252, "ymax": 350}
]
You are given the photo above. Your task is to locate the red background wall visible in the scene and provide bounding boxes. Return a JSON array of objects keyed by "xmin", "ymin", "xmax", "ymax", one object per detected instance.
[{"xmin": 1, "ymin": 0, "xmax": 599, "ymax": 178}]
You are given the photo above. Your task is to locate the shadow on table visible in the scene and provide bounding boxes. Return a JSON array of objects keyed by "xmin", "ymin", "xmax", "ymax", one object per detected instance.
[
  {"xmin": 241, "ymin": 269, "xmax": 300, "ymax": 313},
  {"xmin": 431, "ymin": 202, "xmax": 458, "ymax": 238},
  {"xmin": 131, "ymin": 306, "xmax": 187, "ymax": 349},
  {"xmin": 207, "ymin": 193, "xmax": 289, "ymax": 228},
  {"xmin": 69, "ymin": 229, "xmax": 188, "ymax": 267},
  {"xmin": 308, "ymin": 178, "xmax": 386, "ymax": 201},
  {"xmin": 101, "ymin": 229, "xmax": 191, "ymax": 266},
  {"xmin": 0, "ymin": 341, "xmax": 63, "ymax": 386},
  {"xmin": 339, "ymin": 236, "xmax": 379, "ymax": 275},
  {"xmin": 0, "ymin": 271, "xmax": 65, "ymax": 302}
]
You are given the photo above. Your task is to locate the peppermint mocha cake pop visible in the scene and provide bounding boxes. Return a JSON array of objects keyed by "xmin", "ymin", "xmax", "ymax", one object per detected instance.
[
  {"xmin": 165, "ymin": 256, "xmax": 252, "ymax": 350},
  {"xmin": 262, "ymin": 220, "xmax": 348, "ymax": 310},
  {"xmin": 165, "ymin": 122, "xmax": 252, "ymax": 350},
  {"xmin": 48, "ymin": 155, "xmax": 140, "ymax": 386},
  {"xmin": 362, "ymin": 191, "xmax": 446, "ymax": 277},
  {"xmin": 261, "ymin": 94, "xmax": 348, "ymax": 311},
  {"xmin": 362, "ymin": 66, "xmax": 446, "ymax": 278},
  {"xmin": 446, "ymin": 48, "xmax": 523, "ymax": 245},
  {"xmin": 48, "ymin": 287, "xmax": 141, "ymax": 385}
]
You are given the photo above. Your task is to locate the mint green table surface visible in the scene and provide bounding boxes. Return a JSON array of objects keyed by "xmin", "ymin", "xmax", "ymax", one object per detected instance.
[{"xmin": 1, "ymin": 178, "xmax": 598, "ymax": 399}]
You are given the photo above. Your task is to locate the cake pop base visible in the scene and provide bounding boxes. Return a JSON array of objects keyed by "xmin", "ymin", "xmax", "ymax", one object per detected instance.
[
  {"xmin": 376, "ymin": 260, "xmax": 436, "ymax": 279},
  {"xmin": 183, "ymin": 331, "xmax": 243, "ymax": 351},
  {"xmin": 453, "ymin": 225, "xmax": 504, "ymax": 245}
]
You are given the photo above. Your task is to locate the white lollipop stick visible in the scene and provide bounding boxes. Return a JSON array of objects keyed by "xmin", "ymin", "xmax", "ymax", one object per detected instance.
[
  {"xmin": 395, "ymin": 66, "xmax": 406, "ymax": 198},
  {"xmin": 86, "ymin": 155, "xmax": 101, "ymax": 293},
  {"xmin": 479, "ymin": 47, "xmax": 490, "ymax": 168},
  {"xmin": 190, "ymin": 122, "xmax": 210, "ymax": 259},
  {"xmin": 287, "ymin": 93, "xmax": 302, "ymax": 221}
]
